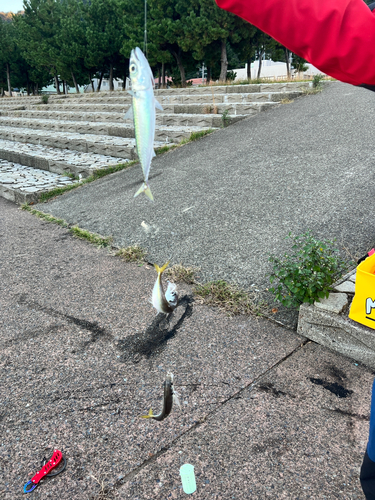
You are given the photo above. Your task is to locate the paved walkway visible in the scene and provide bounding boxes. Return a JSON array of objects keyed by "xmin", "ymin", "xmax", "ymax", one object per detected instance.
[
  {"xmin": 0, "ymin": 197, "xmax": 372, "ymax": 499},
  {"xmin": 43, "ymin": 82, "xmax": 375, "ymax": 298}
]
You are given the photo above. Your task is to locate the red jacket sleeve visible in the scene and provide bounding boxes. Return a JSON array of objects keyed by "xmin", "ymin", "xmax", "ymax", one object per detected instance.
[{"xmin": 215, "ymin": 0, "xmax": 375, "ymax": 87}]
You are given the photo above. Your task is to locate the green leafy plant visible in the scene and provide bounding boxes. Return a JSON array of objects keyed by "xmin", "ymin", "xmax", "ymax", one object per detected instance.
[
  {"xmin": 226, "ymin": 70, "xmax": 237, "ymax": 82},
  {"xmin": 268, "ymin": 231, "xmax": 351, "ymax": 308},
  {"xmin": 221, "ymin": 109, "xmax": 231, "ymax": 128},
  {"xmin": 312, "ymin": 74, "xmax": 325, "ymax": 88},
  {"xmin": 41, "ymin": 94, "xmax": 49, "ymax": 104}
]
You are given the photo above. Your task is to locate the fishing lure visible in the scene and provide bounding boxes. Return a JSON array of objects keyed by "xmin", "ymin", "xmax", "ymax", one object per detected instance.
[{"xmin": 141, "ymin": 372, "xmax": 180, "ymax": 421}]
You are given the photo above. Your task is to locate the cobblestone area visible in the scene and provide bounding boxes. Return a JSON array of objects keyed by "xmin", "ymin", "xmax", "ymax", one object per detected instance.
[
  {"xmin": 0, "ymin": 159, "xmax": 76, "ymax": 204},
  {"xmin": 0, "ymin": 116, "xmax": 214, "ymax": 142},
  {"xmin": 0, "ymin": 138, "xmax": 129, "ymax": 175}
]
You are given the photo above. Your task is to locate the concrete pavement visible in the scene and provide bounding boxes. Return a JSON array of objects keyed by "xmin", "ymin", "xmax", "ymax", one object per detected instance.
[{"xmin": 0, "ymin": 197, "xmax": 373, "ymax": 499}]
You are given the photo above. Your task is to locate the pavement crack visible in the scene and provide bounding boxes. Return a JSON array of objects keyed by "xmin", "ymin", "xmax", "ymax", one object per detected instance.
[{"xmin": 111, "ymin": 339, "xmax": 310, "ymax": 494}]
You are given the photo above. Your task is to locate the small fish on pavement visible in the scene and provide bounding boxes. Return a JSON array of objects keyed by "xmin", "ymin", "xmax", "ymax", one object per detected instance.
[
  {"xmin": 152, "ymin": 261, "xmax": 178, "ymax": 315},
  {"xmin": 124, "ymin": 47, "xmax": 163, "ymax": 201},
  {"xmin": 140, "ymin": 372, "xmax": 180, "ymax": 421}
]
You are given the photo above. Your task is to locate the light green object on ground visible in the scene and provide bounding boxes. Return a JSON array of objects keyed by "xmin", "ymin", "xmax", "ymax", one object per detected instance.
[{"xmin": 180, "ymin": 464, "xmax": 197, "ymax": 494}]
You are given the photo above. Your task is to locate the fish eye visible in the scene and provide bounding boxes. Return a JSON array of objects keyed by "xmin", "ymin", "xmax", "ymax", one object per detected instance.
[{"xmin": 130, "ymin": 64, "xmax": 137, "ymax": 73}]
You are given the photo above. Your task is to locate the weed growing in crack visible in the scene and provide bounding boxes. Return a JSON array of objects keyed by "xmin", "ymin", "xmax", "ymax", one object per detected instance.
[
  {"xmin": 90, "ymin": 474, "xmax": 115, "ymax": 500},
  {"xmin": 21, "ymin": 204, "xmax": 68, "ymax": 226},
  {"xmin": 22, "ymin": 204, "xmax": 113, "ymax": 248},
  {"xmin": 70, "ymin": 226, "xmax": 113, "ymax": 247},
  {"xmin": 194, "ymin": 279, "xmax": 265, "ymax": 316},
  {"xmin": 116, "ymin": 245, "xmax": 147, "ymax": 262},
  {"xmin": 165, "ymin": 263, "xmax": 200, "ymax": 284},
  {"xmin": 280, "ymin": 98, "xmax": 293, "ymax": 104},
  {"xmin": 268, "ymin": 231, "xmax": 352, "ymax": 308},
  {"xmin": 221, "ymin": 109, "xmax": 231, "ymax": 128},
  {"xmin": 64, "ymin": 171, "xmax": 79, "ymax": 180},
  {"xmin": 38, "ymin": 161, "xmax": 136, "ymax": 203}
]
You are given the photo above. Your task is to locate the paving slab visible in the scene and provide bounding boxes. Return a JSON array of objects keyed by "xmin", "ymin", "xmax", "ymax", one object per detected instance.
[
  {"xmin": 119, "ymin": 342, "xmax": 373, "ymax": 499},
  {"xmin": 1, "ymin": 197, "xmax": 372, "ymax": 499}
]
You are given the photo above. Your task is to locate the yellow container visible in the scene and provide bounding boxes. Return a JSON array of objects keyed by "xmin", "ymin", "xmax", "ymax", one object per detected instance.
[{"xmin": 349, "ymin": 253, "xmax": 375, "ymax": 329}]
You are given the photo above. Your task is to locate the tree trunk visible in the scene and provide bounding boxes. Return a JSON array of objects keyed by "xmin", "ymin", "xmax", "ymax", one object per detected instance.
[
  {"xmin": 171, "ymin": 49, "xmax": 186, "ymax": 87},
  {"xmin": 122, "ymin": 73, "xmax": 126, "ymax": 90},
  {"xmin": 71, "ymin": 71, "xmax": 80, "ymax": 93},
  {"xmin": 6, "ymin": 63, "xmax": 12, "ymax": 96},
  {"xmin": 63, "ymin": 80, "xmax": 67, "ymax": 94},
  {"xmin": 257, "ymin": 49, "xmax": 263, "ymax": 79},
  {"xmin": 219, "ymin": 39, "xmax": 228, "ymax": 82},
  {"xmin": 97, "ymin": 71, "xmax": 104, "ymax": 92},
  {"xmin": 207, "ymin": 66, "xmax": 211, "ymax": 84},
  {"xmin": 162, "ymin": 62, "xmax": 165, "ymax": 88},
  {"xmin": 158, "ymin": 66, "xmax": 161, "ymax": 89},
  {"xmin": 54, "ymin": 74, "xmax": 61, "ymax": 94},
  {"xmin": 109, "ymin": 63, "xmax": 114, "ymax": 91},
  {"xmin": 284, "ymin": 47, "xmax": 291, "ymax": 78},
  {"xmin": 26, "ymin": 73, "xmax": 30, "ymax": 95},
  {"xmin": 246, "ymin": 58, "xmax": 251, "ymax": 79},
  {"xmin": 0, "ymin": 88, "xmax": 4, "ymax": 97},
  {"xmin": 35, "ymin": 83, "xmax": 39, "ymax": 94}
]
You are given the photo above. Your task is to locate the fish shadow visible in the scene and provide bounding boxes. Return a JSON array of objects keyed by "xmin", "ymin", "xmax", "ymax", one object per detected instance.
[{"xmin": 117, "ymin": 295, "xmax": 193, "ymax": 363}]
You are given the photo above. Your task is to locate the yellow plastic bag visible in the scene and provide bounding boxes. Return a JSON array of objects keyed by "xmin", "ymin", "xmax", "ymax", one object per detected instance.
[{"xmin": 349, "ymin": 253, "xmax": 375, "ymax": 329}]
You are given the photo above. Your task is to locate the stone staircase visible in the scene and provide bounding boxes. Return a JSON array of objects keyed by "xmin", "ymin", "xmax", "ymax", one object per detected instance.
[{"xmin": 0, "ymin": 81, "xmax": 313, "ymax": 204}]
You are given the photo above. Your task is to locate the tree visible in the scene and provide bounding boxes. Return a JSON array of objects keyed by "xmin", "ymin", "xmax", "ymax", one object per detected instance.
[
  {"xmin": 14, "ymin": 0, "xmax": 64, "ymax": 93},
  {"xmin": 0, "ymin": 19, "xmax": 17, "ymax": 95},
  {"xmin": 85, "ymin": 0, "xmax": 125, "ymax": 91}
]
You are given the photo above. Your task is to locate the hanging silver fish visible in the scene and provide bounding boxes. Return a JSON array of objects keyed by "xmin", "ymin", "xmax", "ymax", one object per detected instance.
[
  {"xmin": 151, "ymin": 261, "xmax": 178, "ymax": 314},
  {"xmin": 140, "ymin": 372, "xmax": 180, "ymax": 421},
  {"xmin": 124, "ymin": 47, "xmax": 163, "ymax": 201}
]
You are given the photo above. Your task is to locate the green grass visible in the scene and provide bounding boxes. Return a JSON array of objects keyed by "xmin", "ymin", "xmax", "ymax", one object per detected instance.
[
  {"xmin": 38, "ymin": 161, "xmax": 136, "ymax": 203},
  {"xmin": 70, "ymin": 226, "xmax": 113, "ymax": 247},
  {"xmin": 198, "ymin": 76, "xmax": 334, "ymax": 87},
  {"xmin": 64, "ymin": 171, "xmax": 79, "ymax": 180},
  {"xmin": 21, "ymin": 204, "xmax": 68, "ymax": 226},
  {"xmin": 180, "ymin": 129, "xmax": 214, "ymax": 144},
  {"xmin": 21, "ymin": 204, "xmax": 113, "ymax": 247}
]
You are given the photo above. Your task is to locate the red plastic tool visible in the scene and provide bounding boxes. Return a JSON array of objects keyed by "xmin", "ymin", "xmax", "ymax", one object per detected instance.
[{"xmin": 23, "ymin": 450, "xmax": 64, "ymax": 493}]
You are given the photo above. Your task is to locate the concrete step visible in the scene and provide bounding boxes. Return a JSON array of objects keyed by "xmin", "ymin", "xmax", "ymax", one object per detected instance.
[
  {"xmin": 0, "ymin": 116, "xmax": 215, "ymax": 143},
  {"xmin": 34, "ymin": 100, "xmax": 279, "ymax": 116},
  {"xmin": 0, "ymin": 158, "xmax": 76, "ymax": 204},
  {"xmin": 0, "ymin": 109, "xmax": 245, "ymax": 128},
  {"xmin": 0, "ymin": 139, "xmax": 129, "ymax": 178},
  {"xmin": 41, "ymin": 81, "xmax": 312, "ymax": 100},
  {"xmin": 32, "ymin": 89, "xmax": 303, "ymax": 106},
  {"xmin": 0, "ymin": 126, "xmax": 154, "ymax": 158}
]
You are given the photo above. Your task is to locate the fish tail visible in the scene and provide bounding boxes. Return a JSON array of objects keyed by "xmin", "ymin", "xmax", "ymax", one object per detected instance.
[
  {"xmin": 134, "ymin": 182, "xmax": 154, "ymax": 202},
  {"xmin": 140, "ymin": 408, "xmax": 154, "ymax": 419},
  {"xmin": 154, "ymin": 261, "xmax": 170, "ymax": 274}
]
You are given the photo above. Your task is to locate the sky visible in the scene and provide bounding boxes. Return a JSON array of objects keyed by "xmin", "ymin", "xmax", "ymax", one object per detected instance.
[{"xmin": 0, "ymin": 0, "xmax": 24, "ymax": 13}]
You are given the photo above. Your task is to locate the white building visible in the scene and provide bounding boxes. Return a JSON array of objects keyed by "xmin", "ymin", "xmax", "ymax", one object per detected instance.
[{"xmin": 232, "ymin": 59, "xmax": 325, "ymax": 81}]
